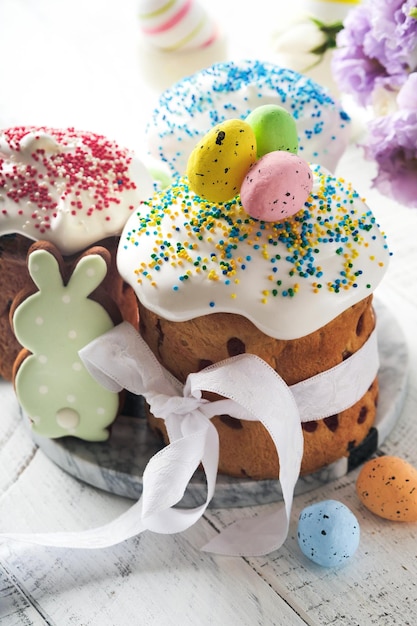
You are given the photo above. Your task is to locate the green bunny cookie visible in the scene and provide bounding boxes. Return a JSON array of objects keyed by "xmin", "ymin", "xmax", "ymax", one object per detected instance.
[{"xmin": 12, "ymin": 245, "xmax": 119, "ymax": 441}]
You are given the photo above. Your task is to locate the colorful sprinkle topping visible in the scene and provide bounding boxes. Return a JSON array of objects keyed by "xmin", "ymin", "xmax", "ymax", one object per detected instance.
[
  {"xmin": 0, "ymin": 126, "xmax": 154, "ymax": 254},
  {"xmin": 146, "ymin": 59, "xmax": 351, "ymax": 176},
  {"xmin": 123, "ymin": 166, "xmax": 389, "ymax": 302},
  {"xmin": 118, "ymin": 160, "xmax": 390, "ymax": 339},
  {"xmin": 0, "ymin": 127, "xmax": 136, "ymax": 224}
]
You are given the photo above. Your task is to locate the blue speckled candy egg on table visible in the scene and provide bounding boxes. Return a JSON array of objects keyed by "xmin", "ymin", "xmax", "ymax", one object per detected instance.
[{"xmin": 297, "ymin": 499, "xmax": 360, "ymax": 567}]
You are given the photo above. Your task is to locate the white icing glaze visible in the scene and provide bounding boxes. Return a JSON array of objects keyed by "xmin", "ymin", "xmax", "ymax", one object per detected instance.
[
  {"xmin": 117, "ymin": 164, "xmax": 390, "ymax": 339},
  {"xmin": 0, "ymin": 126, "xmax": 154, "ymax": 255},
  {"xmin": 145, "ymin": 59, "xmax": 351, "ymax": 176}
]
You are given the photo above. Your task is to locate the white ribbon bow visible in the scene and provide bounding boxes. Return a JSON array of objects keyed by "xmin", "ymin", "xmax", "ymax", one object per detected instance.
[{"xmin": 0, "ymin": 322, "xmax": 379, "ymax": 556}]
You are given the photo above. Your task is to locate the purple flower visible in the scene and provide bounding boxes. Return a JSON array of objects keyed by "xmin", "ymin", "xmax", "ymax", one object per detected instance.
[
  {"xmin": 332, "ymin": 5, "xmax": 377, "ymax": 105},
  {"xmin": 363, "ymin": 107, "xmax": 417, "ymax": 207},
  {"xmin": 332, "ymin": 0, "xmax": 417, "ymax": 105},
  {"xmin": 370, "ymin": 0, "xmax": 417, "ymax": 75},
  {"xmin": 397, "ymin": 72, "xmax": 417, "ymax": 110}
]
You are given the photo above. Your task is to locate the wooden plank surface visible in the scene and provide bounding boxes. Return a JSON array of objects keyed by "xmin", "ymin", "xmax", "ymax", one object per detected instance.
[{"xmin": 0, "ymin": 0, "xmax": 417, "ymax": 624}]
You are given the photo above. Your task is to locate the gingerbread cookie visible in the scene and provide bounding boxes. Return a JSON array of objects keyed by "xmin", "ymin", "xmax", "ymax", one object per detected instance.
[{"xmin": 11, "ymin": 242, "xmax": 121, "ymax": 441}]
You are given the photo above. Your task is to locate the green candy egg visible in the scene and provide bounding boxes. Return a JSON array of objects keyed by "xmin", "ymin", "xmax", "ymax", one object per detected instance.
[
  {"xmin": 186, "ymin": 119, "xmax": 256, "ymax": 203},
  {"xmin": 246, "ymin": 104, "xmax": 298, "ymax": 158}
]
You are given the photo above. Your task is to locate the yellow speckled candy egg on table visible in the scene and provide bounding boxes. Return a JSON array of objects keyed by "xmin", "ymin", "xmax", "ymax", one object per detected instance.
[
  {"xmin": 186, "ymin": 119, "xmax": 256, "ymax": 203},
  {"xmin": 356, "ymin": 456, "xmax": 417, "ymax": 522}
]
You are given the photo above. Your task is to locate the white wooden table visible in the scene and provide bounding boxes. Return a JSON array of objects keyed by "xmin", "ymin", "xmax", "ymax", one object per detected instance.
[{"xmin": 1, "ymin": 1, "xmax": 416, "ymax": 624}]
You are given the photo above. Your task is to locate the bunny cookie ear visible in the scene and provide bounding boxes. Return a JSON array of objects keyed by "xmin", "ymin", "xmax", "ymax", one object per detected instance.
[
  {"xmin": 67, "ymin": 247, "xmax": 110, "ymax": 300},
  {"xmin": 9, "ymin": 242, "xmax": 66, "ymax": 327},
  {"xmin": 26, "ymin": 242, "xmax": 65, "ymax": 292},
  {"xmin": 67, "ymin": 247, "xmax": 122, "ymax": 325}
]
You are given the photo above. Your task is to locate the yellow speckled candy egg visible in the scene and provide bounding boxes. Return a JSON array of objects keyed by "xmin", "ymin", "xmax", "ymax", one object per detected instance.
[
  {"xmin": 356, "ymin": 456, "xmax": 417, "ymax": 522},
  {"xmin": 186, "ymin": 119, "xmax": 256, "ymax": 203}
]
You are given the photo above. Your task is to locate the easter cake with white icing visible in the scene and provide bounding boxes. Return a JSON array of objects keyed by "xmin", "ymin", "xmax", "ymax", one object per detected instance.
[
  {"xmin": 118, "ymin": 105, "xmax": 390, "ymax": 479},
  {"xmin": 0, "ymin": 126, "xmax": 154, "ymax": 380}
]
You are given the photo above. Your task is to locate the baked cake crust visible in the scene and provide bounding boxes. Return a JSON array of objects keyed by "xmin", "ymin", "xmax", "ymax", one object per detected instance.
[{"xmin": 141, "ymin": 295, "xmax": 378, "ymax": 478}]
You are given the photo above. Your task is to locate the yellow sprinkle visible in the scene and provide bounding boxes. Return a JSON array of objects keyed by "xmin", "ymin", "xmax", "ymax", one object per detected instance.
[{"xmin": 208, "ymin": 270, "xmax": 219, "ymax": 281}]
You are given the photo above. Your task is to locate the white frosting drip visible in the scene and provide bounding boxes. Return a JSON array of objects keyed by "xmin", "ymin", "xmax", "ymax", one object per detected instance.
[
  {"xmin": 117, "ymin": 164, "xmax": 390, "ymax": 339},
  {"xmin": 145, "ymin": 59, "xmax": 351, "ymax": 176},
  {"xmin": 0, "ymin": 127, "xmax": 154, "ymax": 255}
]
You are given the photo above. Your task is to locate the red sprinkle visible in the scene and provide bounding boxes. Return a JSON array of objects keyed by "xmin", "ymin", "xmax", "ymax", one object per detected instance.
[{"xmin": 0, "ymin": 126, "xmax": 137, "ymax": 228}]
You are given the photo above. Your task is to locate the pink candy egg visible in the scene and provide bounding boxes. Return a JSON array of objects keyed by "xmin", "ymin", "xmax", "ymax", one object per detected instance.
[{"xmin": 240, "ymin": 151, "xmax": 313, "ymax": 221}]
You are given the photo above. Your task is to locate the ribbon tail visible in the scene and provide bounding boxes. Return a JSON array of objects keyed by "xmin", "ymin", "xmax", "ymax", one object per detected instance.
[
  {"xmin": 0, "ymin": 416, "xmax": 220, "ymax": 549},
  {"xmin": 202, "ymin": 506, "xmax": 290, "ymax": 557},
  {"xmin": 142, "ymin": 417, "xmax": 216, "ymax": 518},
  {"xmin": 0, "ymin": 499, "xmax": 146, "ymax": 550},
  {"xmin": 143, "ymin": 419, "xmax": 219, "ymax": 535},
  {"xmin": 187, "ymin": 354, "xmax": 303, "ymax": 556}
]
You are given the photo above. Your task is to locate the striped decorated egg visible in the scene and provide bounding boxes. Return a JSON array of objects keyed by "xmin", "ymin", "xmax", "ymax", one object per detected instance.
[{"xmin": 138, "ymin": 0, "xmax": 217, "ymax": 51}]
